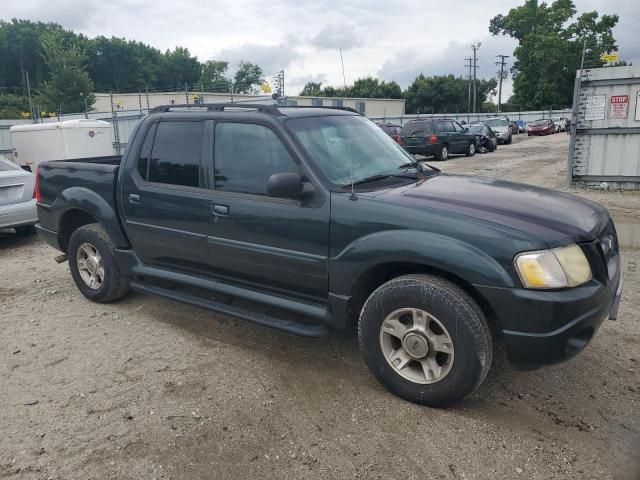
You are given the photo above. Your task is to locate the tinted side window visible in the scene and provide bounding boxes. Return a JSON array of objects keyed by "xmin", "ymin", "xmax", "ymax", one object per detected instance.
[
  {"xmin": 433, "ymin": 121, "xmax": 446, "ymax": 132},
  {"xmin": 214, "ymin": 123, "xmax": 299, "ymax": 195},
  {"xmin": 148, "ymin": 122, "xmax": 203, "ymax": 187},
  {"xmin": 452, "ymin": 121, "xmax": 464, "ymax": 132},
  {"xmin": 137, "ymin": 123, "xmax": 157, "ymax": 180}
]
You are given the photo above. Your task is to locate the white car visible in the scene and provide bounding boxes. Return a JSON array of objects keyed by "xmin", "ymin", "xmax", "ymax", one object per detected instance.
[
  {"xmin": 0, "ymin": 155, "xmax": 37, "ymax": 232},
  {"xmin": 551, "ymin": 117, "xmax": 564, "ymax": 133},
  {"xmin": 484, "ymin": 118, "xmax": 513, "ymax": 144}
]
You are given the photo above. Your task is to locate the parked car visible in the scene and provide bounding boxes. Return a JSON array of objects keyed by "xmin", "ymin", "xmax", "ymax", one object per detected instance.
[
  {"xmin": 527, "ymin": 119, "xmax": 555, "ymax": 136},
  {"xmin": 514, "ymin": 119, "xmax": 527, "ymax": 133},
  {"xmin": 510, "ymin": 121, "xmax": 519, "ymax": 135},
  {"xmin": 35, "ymin": 103, "xmax": 622, "ymax": 408},
  {"xmin": 551, "ymin": 117, "xmax": 564, "ymax": 133},
  {"xmin": 376, "ymin": 123, "xmax": 402, "ymax": 144},
  {"xmin": 468, "ymin": 123, "xmax": 498, "ymax": 152},
  {"xmin": 401, "ymin": 118, "xmax": 477, "ymax": 160},
  {"xmin": 0, "ymin": 155, "xmax": 37, "ymax": 233},
  {"xmin": 483, "ymin": 117, "xmax": 512, "ymax": 144},
  {"xmin": 561, "ymin": 117, "xmax": 570, "ymax": 131}
]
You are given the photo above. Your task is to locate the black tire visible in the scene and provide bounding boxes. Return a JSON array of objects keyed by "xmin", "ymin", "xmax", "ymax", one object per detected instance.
[
  {"xmin": 488, "ymin": 142, "xmax": 496, "ymax": 152},
  {"xmin": 505, "ymin": 134, "xmax": 512, "ymax": 145},
  {"xmin": 358, "ymin": 274, "xmax": 492, "ymax": 407},
  {"xmin": 436, "ymin": 144, "xmax": 449, "ymax": 161},
  {"xmin": 68, "ymin": 223, "xmax": 130, "ymax": 303},
  {"xmin": 465, "ymin": 141, "xmax": 476, "ymax": 157}
]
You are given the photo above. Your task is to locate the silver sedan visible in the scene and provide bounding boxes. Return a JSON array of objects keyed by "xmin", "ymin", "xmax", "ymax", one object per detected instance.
[{"xmin": 0, "ymin": 155, "xmax": 37, "ymax": 232}]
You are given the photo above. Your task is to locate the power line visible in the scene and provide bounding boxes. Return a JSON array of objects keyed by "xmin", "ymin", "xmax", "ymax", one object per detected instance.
[{"xmin": 495, "ymin": 54, "xmax": 510, "ymax": 113}]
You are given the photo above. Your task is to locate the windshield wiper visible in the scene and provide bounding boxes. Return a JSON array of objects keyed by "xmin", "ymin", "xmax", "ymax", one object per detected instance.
[
  {"xmin": 341, "ymin": 174, "xmax": 391, "ymax": 188},
  {"xmin": 398, "ymin": 162, "xmax": 441, "ymax": 173}
]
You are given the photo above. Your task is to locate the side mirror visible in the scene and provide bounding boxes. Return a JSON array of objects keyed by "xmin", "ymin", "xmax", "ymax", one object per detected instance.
[
  {"xmin": 464, "ymin": 127, "xmax": 469, "ymax": 132},
  {"xmin": 267, "ymin": 172, "xmax": 311, "ymax": 198}
]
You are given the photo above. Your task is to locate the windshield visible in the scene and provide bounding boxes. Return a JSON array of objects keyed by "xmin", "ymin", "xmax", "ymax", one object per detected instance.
[
  {"xmin": 485, "ymin": 118, "xmax": 509, "ymax": 127},
  {"xmin": 287, "ymin": 115, "xmax": 421, "ymax": 187},
  {"xmin": 469, "ymin": 124, "xmax": 486, "ymax": 134},
  {"xmin": 530, "ymin": 119, "xmax": 547, "ymax": 126}
]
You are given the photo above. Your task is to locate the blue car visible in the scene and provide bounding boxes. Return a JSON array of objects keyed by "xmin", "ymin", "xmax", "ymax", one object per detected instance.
[{"xmin": 514, "ymin": 119, "xmax": 526, "ymax": 133}]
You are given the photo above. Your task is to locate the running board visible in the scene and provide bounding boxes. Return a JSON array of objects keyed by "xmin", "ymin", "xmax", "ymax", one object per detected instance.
[{"xmin": 130, "ymin": 280, "xmax": 330, "ymax": 338}]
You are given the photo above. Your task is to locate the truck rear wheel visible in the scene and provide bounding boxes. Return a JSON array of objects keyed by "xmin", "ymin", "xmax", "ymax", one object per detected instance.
[
  {"xmin": 358, "ymin": 274, "xmax": 492, "ymax": 407},
  {"xmin": 68, "ymin": 223, "xmax": 130, "ymax": 303}
]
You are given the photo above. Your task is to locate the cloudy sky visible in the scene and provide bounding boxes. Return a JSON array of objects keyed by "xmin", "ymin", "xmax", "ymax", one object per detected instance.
[{"xmin": 3, "ymin": 0, "xmax": 639, "ymax": 100}]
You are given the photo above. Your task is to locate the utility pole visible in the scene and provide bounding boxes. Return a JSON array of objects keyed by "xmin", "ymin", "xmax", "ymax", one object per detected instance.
[
  {"xmin": 471, "ymin": 43, "xmax": 480, "ymax": 113},
  {"xmin": 24, "ymin": 70, "xmax": 35, "ymax": 123},
  {"xmin": 464, "ymin": 57, "xmax": 473, "ymax": 114},
  {"xmin": 495, "ymin": 55, "xmax": 510, "ymax": 113}
]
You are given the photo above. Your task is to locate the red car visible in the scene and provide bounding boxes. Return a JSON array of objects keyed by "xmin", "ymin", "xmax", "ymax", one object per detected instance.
[
  {"xmin": 527, "ymin": 119, "xmax": 554, "ymax": 136},
  {"xmin": 376, "ymin": 123, "xmax": 403, "ymax": 144}
]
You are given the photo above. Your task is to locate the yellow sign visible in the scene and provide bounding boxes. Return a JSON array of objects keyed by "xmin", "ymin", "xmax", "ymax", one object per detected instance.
[
  {"xmin": 601, "ymin": 52, "xmax": 620, "ymax": 63},
  {"xmin": 261, "ymin": 82, "xmax": 272, "ymax": 94}
]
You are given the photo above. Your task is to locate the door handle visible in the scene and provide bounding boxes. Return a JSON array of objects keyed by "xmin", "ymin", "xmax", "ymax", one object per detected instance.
[
  {"xmin": 212, "ymin": 204, "xmax": 229, "ymax": 216},
  {"xmin": 128, "ymin": 193, "xmax": 141, "ymax": 204}
]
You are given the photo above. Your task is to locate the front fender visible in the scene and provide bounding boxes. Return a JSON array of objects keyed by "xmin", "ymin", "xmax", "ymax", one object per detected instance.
[
  {"xmin": 330, "ymin": 229, "xmax": 517, "ymax": 296},
  {"xmin": 53, "ymin": 187, "xmax": 129, "ymax": 248}
]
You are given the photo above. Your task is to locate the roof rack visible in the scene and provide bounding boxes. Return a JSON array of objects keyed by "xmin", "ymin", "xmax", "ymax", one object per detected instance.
[
  {"xmin": 148, "ymin": 103, "xmax": 361, "ymax": 116},
  {"xmin": 149, "ymin": 103, "xmax": 282, "ymax": 115}
]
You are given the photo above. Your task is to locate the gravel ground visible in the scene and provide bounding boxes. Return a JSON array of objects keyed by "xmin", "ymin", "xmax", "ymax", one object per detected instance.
[{"xmin": 1, "ymin": 132, "xmax": 639, "ymax": 480}]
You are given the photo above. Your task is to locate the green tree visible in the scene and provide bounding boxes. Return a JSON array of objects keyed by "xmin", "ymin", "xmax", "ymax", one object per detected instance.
[
  {"xmin": 0, "ymin": 93, "xmax": 30, "ymax": 119},
  {"xmin": 299, "ymin": 77, "xmax": 402, "ymax": 99},
  {"xmin": 86, "ymin": 36, "xmax": 162, "ymax": 92},
  {"xmin": 299, "ymin": 81, "xmax": 323, "ymax": 96},
  {"xmin": 200, "ymin": 60, "xmax": 230, "ymax": 92},
  {"xmin": 403, "ymin": 74, "xmax": 497, "ymax": 114},
  {"xmin": 232, "ymin": 62, "xmax": 264, "ymax": 94},
  {"xmin": 37, "ymin": 34, "xmax": 95, "ymax": 113},
  {"xmin": 158, "ymin": 47, "xmax": 201, "ymax": 91},
  {"xmin": 490, "ymin": 0, "xmax": 619, "ymax": 109}
]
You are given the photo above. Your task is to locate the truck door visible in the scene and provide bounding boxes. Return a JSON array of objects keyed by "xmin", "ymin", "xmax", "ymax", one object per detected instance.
[
  {"xmin": 120, "ymin": 120, "xmax": 214, "ymax": 272},
  {"xmin": 201, "ymin": 121, "xmax": 330, "ymax": 301}
]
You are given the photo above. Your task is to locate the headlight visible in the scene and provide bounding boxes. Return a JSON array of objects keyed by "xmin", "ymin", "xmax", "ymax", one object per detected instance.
[{"xmin": 515, "ymin": 245, "xmax": 592, "ymax": 289}]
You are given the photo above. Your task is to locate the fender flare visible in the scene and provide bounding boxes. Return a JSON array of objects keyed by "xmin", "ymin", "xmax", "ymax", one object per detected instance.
[
  {"xmin": 53, "ymin": 186, "xmax": 130, "ymax": 249},
  {"xmin": 330, "ymin": 229, "xmax": 517, "ymax": 296}
]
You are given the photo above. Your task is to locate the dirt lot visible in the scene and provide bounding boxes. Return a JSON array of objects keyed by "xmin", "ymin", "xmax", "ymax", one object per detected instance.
[{"xmin": 1, "ymin": 132, "xmax": 639, "ymax": 480}]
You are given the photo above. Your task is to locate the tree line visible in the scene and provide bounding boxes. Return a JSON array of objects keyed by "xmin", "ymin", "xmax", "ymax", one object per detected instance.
[
  {"xmin": 0, "ymin": 19, "xmax": 265, "ymax": 117},
  {"xmin": 300, "ymin": 76, "xmax": 498, "ymax": 114}
]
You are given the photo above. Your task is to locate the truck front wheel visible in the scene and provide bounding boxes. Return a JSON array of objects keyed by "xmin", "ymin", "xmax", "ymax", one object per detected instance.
[
  {"xmin": 358, "ymin": 274, "xmax": 492, "ymax": 407},
  {"xmin": 68, "ymin": 223, "xmax": 130, "ymax": 303}
]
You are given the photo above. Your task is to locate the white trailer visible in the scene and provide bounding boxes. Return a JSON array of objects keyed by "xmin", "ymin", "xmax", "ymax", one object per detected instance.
[{"xmin": 9, "ymin": 119, "xmax": 114, "ymax": 170}]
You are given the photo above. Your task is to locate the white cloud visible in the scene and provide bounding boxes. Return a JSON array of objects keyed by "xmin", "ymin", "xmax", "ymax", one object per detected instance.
[{"xmin": 310, "ymin": 24, "xmax": 363, "ymax": 50}]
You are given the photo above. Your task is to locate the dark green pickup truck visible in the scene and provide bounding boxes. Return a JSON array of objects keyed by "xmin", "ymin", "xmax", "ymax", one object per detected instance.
[{"xmin": 35, "ymin": 104, "xmax": 622, "ymax": 407}]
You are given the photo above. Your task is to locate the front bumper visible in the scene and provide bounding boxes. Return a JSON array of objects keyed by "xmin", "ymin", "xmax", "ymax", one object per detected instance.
[
  {"xmin": 494, "ymin": 131, "xmax": 510, "ymax": 142},
  {"xmin": 477, "ymin": 273, "xmax": 621, "ymax": 367},
  {"xmin": 0, "ymin": 199, "xmax": 37, "ymax": 229}
]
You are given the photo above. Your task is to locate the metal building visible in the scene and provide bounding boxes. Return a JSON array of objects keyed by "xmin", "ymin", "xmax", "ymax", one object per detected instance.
[{"xmin": 568, "ymin": 66, "xmax": 640, "ymax": 189}]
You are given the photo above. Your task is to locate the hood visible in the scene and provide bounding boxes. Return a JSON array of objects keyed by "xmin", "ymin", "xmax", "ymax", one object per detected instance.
[{"xmin": 370, "ymin": 175, "xmax": 608, "ymax": 246}]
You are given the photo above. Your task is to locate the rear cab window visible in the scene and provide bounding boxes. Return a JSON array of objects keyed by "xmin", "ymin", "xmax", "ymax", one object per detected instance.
[{"xmin": 138, "ymin": 121, "xmax": 204, "ymax": 188}]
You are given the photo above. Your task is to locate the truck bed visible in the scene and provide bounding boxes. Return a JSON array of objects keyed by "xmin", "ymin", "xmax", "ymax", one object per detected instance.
[{"xmin": 36, "ymin": 156, "xmax": 123, "ymax": 240}]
